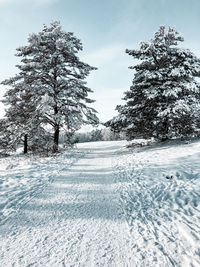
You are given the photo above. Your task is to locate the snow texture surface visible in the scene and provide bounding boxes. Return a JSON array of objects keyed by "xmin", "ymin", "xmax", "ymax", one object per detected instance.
[{"xmin": 0, "ymin": 140, "xmax": 200, "ymax": 266}]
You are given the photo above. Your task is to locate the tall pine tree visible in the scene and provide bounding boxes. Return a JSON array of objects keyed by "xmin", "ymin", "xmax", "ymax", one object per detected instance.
[
  {"xmin": 107, "ymin": 26, "xmax": 200, "ymax": 141},
  {"xmin": 2, "ymin": 21, "xmax": 99, "ymax": 153}
]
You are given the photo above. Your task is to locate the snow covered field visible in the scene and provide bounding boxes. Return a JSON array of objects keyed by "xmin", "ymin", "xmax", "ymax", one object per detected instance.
[
  {"xmin": 115, "ymin": 140, "xmax": 200, "ymax": 266},
  {"xmin": 0, "ymin": 140, "xmax": 200, "ymax": 266}
]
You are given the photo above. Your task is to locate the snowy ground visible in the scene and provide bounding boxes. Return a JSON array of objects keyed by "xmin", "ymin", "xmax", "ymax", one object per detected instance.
[
  {"xmin": 0, "ymin": 151, "xmax": 80, "ymax": 226},
  {"xmin": 115, "ymin": 140, "xmax": 200, "ymax": 266},
  {"xmin": 0, "ymin": 140, "xmax": 200, "ymax": 266}
]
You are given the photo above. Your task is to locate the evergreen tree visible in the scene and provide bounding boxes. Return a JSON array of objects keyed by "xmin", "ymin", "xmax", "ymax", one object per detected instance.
[
  {"xmin": 0, "ymin": 118, "xmax": 16, "ymax": 154},
  {"xmin": 2, "ymin": 21, "xmax": 99, "ymax": 152},
  {"xmin": 1, "ymin": 81, "xmax": 43, "ymax": 153},
  {"xmin": 90, "ymin": 129, "xmax": 103, "ymax": 141},
  {"xmin": 107, "ymin": 26, "xmax": 200, "ymax": 141}
]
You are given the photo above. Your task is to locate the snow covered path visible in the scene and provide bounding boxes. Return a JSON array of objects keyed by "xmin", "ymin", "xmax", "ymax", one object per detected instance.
[
  {"xmin": 0, "ymin": 140, "xmax": 200, "ymax": 266},
  {"xmin": 0, "ymin": 141, "xmax": 136, "ymax": 266}
]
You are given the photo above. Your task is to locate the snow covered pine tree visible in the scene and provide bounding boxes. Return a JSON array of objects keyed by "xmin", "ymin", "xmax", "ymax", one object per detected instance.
[
  {"xmin": 1, "ymin": 80, "xmax": 44, "ymax": 154},
  {"xmin": 106, "ymin": 26, "xmax": 200, "ymax": 141},
  {"xmin": 1, "ymin": 21, "xmax": 99, "ymax": 153}
]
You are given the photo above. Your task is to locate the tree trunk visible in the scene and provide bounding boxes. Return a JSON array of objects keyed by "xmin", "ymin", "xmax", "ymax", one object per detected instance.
[
  {"xmin": 53, "ymin": 125, "xmax": 59, "ymax": 153},
  {"xmin": 24, "ymin": 134, "xmax": 28, "ymax": 154},
  {"xmin": 161, "ymin": 136, "xmax": 169, "ymax": 142},
  {"xmin": 161, "ymin": 119, "xmax": 169, "ymax": 141}
]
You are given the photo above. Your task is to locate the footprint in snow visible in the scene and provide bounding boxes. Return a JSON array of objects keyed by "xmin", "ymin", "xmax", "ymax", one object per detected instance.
[
  {"xmin": 166, "ymin": 175, "xmax": 173, "ymax": 180},
  {"xmin": 165, "ymin": 172, "xmax": 181, "ymax": 180}
]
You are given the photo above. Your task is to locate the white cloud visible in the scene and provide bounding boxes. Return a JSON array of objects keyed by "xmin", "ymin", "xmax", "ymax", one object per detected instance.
[
  {"xmin": 81, "ymin": 42, "xmax": 133, "ymax": 88},
  {"xmin": 80, "ymin": 43, "xmax": 133, "ymax": 122},
  {"xmin": 92, "ymin": 87, "xmax": 125, "ymax": 122},
  {"xmin": 82, "ymin": 44, "xmax": 126, "ymax": 67}
]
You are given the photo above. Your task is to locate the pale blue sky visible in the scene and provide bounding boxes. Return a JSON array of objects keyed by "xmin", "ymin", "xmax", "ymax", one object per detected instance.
[{"xmin": 0, "ymin": 0, "xmax": 200, "ymax": 123}]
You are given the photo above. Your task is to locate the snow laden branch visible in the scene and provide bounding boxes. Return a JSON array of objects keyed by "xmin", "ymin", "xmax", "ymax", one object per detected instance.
[
  {"xmin": 1, "ymin": 21, "xmax": 99, "ymax": 153},
  {"xmin": 106, "ymin": 26, "xmax": 200, "ymax": 141}
]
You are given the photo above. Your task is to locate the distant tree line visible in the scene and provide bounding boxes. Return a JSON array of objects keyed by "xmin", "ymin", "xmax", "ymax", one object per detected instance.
[{"xmin": 71, "ymin": 128, "xmax": 125, "ymax": 143}]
